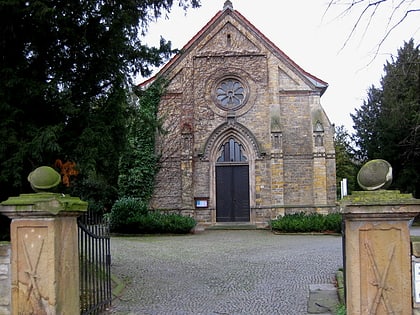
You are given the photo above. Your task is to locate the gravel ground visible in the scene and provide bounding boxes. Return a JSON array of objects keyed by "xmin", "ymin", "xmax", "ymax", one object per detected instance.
[{"xmin": 108, "ymin": 230, "xmax": 342, "ymax": 315}]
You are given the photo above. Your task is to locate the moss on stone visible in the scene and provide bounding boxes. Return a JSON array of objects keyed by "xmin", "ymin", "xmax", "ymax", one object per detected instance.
[
  {"xmin": 1, "ymin": 193, "xmax": 87, "ymax": 215},
  {"xmin": 341, "ymin": 190, "xmax": 418, "ymax": 205},
  {"xmin": 27, "ymin": 166, "xmax": 61, "ymax": 192}
]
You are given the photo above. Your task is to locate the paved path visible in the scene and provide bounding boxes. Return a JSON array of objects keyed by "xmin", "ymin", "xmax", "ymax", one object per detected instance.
[{"xmin": 108, "ymin": 230, "xmax": 342, "ymax": 315}]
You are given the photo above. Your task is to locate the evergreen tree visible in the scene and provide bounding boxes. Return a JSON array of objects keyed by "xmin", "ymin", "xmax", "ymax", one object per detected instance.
[
  {"xmin": 334, "ymin": 125, "xmax": 359, "ymax": 194},
  {"xmin": 0, "ymin": 0, "xmax": 200, "ymax": 202},
  {"xmin": 352, "ymin": 39, "xmax": 420, "ymax": 196},
  {"xmin": 380, "ymin": 40, "xmax": 420, "ymax": 194},
  {"xmin": 351, "ymin": 86, "xmax": 383, "ymax": 162}
]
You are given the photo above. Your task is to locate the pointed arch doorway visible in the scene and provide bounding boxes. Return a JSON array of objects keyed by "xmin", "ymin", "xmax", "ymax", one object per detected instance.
[{"xmin": 216, "ymin": 138, "xmax": 250, "ymax": 222}]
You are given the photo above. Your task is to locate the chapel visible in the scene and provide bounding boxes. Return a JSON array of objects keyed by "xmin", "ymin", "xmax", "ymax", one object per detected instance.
[{"xmin": 142, "ymin": 1, "xmax": 337, "ymax": 227}]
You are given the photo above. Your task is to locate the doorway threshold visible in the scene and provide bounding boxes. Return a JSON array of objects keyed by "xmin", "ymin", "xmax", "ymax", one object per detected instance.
[{"xmin": 207, "ymin": 223, "xmax": 258, "ymax": 230}]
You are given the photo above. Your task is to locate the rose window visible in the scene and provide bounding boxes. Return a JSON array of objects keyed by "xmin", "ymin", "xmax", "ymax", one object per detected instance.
[{"xmin": 216, "ymin": 79, "xmax": 246, "ymax": 109}]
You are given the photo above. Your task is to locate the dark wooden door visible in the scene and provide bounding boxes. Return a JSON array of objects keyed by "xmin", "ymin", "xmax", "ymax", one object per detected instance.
[{"xmin": 216, "ymin": 165, "xmax": 250, "ymax": 222}]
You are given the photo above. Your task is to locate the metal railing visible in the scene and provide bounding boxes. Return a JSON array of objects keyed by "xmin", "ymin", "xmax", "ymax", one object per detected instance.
[{"xmin": 78, "ymin": 211, "xmax": 112, "ymax": 314}]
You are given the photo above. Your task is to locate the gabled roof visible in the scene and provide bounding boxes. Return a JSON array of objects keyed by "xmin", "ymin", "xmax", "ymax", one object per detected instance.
[{"xmin": 140, "ymin": 2, "xmax": 328, "ymax": 95}]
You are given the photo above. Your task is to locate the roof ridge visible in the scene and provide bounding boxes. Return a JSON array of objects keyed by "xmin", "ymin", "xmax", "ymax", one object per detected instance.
[
  {"xmin": 223, "ymin": 0, "xmax": 233, "ymax": 11},
  {"xmin": 139, "ymin": 5, "xmax": 328, "ymax": 95},
  {"xmin": 232, "ymin": 9, "xmax": 328, "ymax": 88}
]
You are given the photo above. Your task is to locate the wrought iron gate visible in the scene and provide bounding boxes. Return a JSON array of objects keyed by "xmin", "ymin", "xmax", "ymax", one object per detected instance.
[{"xmin": 78, "ymin": 211, "xmax": 112, "ymax": 314}]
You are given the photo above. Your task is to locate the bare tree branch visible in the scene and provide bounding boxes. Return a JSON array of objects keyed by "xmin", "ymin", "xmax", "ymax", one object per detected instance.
[
  {"xmin": 374, "ymin": 8, "xmax": 420, "ymax": 59},
  {"xmin": 324, "ymin": 0, "xmax": 419, "ymax": 61},
  {"xmin": 357, "ymin": 2, "xmax": 382, "ymax": 49}
]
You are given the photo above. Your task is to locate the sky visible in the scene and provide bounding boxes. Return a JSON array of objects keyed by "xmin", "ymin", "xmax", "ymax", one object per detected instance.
[{"xmin": 139, "ymin": 0, "xmax": 419, "ymax": 132}]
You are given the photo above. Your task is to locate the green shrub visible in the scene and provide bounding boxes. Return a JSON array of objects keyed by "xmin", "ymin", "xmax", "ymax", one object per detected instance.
[
  {"xmin": 323, "ymin": 213, "xmax": 343, "ymax": 233},
  {"xmin": 270, "ymin": 212, "xmax": 342, "ymax": 233},
  {"xmin": 108, "ymin": 197, "xmax": 149, "ymax": 232},
  {"xmin": 137, "ymin": 212, "xmax": 197, "ymax": 234},
  {"xmin": 108, "ymin": 197, "xmax": 197, "ymax": 234}
]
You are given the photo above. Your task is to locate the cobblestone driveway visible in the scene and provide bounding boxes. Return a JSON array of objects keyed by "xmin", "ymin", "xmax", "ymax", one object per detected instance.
[{"xmin": 108, "ymin": 230, "xmax": 342, "ymax": 315}]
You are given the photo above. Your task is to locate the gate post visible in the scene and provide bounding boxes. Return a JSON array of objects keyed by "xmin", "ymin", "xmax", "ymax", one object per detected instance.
[
  {"xmin": 0, "ymin": 192, "xmax": 87, "ymax": 315},
  {"xmin": 341, "ymin": 190, "xmax": 420, "ymax": 314}
]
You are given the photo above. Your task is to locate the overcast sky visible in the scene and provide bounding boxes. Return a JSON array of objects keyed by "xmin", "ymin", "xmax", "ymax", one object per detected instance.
[{"xmin": 139, "ymin": 0, "xmax": 419, "ymax": 132}]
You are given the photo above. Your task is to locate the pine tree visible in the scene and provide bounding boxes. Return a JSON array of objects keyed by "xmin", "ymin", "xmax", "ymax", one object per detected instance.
[
  {"xmin": 352, "ymin": 39, "xmax": 420, "ymax": 196},
  {"xmin": 351, "ymin": 86, "xmax": 383, "ymax": 162},
  {"xmin": 0, "ymin": 0, "xmax": 200, "ymax": 202}
]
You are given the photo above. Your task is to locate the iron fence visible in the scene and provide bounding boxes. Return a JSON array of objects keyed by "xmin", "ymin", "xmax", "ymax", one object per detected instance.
[{"xmin": 78, "ymin": 211, "xmax": 112, "ymax": 314}]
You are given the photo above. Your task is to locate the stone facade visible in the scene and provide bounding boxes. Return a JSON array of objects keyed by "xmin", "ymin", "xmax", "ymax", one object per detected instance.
[
  {"xmin": 146, "ymin": 2, "xmax": 336, "ymax": 227},
  {"xmin": 341, "ymin": 190, "xmax": 420, "ymax": 314},
  {"xmin": 0, "ymin": 193, "xmax": 87, "ymax": 315},
  {"xmin": 0, "ymin": 243, "xmax": 11, "ymax": 315}
]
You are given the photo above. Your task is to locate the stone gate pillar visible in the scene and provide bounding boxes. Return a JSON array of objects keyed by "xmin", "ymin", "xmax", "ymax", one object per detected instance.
[
  {"xmin": 0, "ymin": 192, "xmax": 87, "ymax": 315},
  {"xmin": 342, "ymin": 190, "xmax": 420, "ymax": 314}
]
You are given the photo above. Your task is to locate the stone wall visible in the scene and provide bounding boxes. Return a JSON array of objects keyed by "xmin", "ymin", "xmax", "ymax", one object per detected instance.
[
  {"xmin": 342, "ymin": 191, "xmax": 419, "ymax": 314},
  {"xmin": 148, "ymin": 7, "xmax": 337, "ymax": 226},
  {"xmin": 0, "ymin": 243, "xmax": 11, "ymax": 315},
  {"xmin": 151, "ymin": 157, "xmax": 182, "ymax": 209}
]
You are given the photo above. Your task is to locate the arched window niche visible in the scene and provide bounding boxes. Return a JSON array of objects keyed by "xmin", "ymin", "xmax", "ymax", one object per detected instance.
[
  {"xmin": 205, "ymin": 127, "xmax": 259, "ymax": 214},
  {"xmin": 217, "ymin": 138, "xmax": 248, "ymax": 163}
]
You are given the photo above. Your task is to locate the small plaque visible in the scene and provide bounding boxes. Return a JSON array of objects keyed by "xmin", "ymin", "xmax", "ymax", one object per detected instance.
[
  {"xmin": 416, "ymin": 281, "xmax": 420, "ymax": 304},
  {"xmin": 195, "ymin": 198, "xmax": 208, "ymax": 208},
  {"xmin": 413, "ymin": 260, "xmax": 420, "ymax": 305}
]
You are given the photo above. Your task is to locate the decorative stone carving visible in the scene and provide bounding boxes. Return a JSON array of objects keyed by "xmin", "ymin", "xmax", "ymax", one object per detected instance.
[
  {"xmin": 215, "ymin": 78, "xmax": 246, "ymax": 110},
  {"xmin": 357, "ymin": 159, "xmax": 393, "ymax": 191},
  {"xmin": 0, "ymin": 168, "xmax": 87, "ymax": 315},
  {"xmin": 27, "ymin": 166, "xmax": 61, "ymax": 193},
  {"xmin": 341, "ymin": 190, "xmax": 420, "ymax": 314},
  {"xmin": 201, "ymin": 121, "xmax": 262, "ymax": 160}
]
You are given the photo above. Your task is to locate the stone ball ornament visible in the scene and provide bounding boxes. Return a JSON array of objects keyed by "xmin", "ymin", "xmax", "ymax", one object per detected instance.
[
  {"xmin": 357, "ymin": 159, "xmax": 393, "ymax": 191},
  {"xmin": 28, "ymin": 166, "xmax": 61, "ymax": 192}
]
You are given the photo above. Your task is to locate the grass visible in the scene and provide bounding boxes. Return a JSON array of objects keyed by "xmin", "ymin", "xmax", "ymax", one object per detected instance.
[
  {"xmin": 336, "ymin": 304, "xmax": 346, "ymax": 315},
  {"xmin": 335, "ymin": 269, "xmax": 345, "ymax": 315}
]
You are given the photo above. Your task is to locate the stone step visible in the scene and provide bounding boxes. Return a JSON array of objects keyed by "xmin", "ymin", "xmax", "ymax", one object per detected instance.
[{"xmin": 206, "ymin": 223, "xmax": 259, "ymax": 230}]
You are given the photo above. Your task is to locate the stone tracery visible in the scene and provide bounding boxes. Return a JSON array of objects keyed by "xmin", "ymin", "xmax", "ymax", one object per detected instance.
[{"xmin": 200, "ymin": 121, "xmax": 262, "ymax": 161}]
